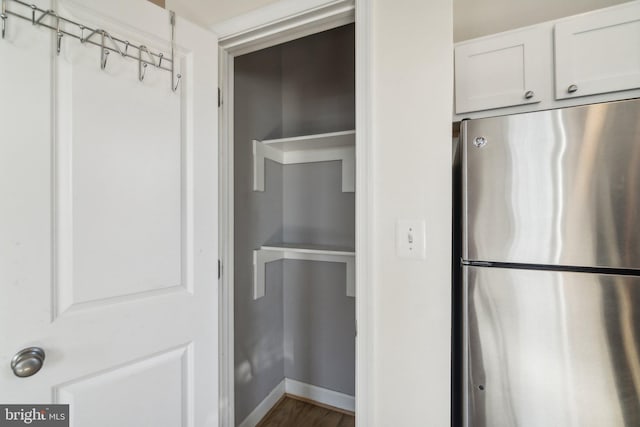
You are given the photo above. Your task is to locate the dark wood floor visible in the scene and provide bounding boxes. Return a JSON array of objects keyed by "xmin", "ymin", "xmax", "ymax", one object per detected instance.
[{"xmin": 256, "ymin": 395, "xmax": 355, "ymax": 427}]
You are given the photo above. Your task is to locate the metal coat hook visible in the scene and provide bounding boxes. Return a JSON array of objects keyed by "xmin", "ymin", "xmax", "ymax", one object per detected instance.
[
  {"xmin": 56, "ymin": 29, "xmax": 62, "ymax": 54},
  {"xmin": 1, "ymin": 0, "xmax": 7, "ymax": 39},
  {"xmin": 99, "ymin": 30, "xmax": 122, "ymax": 70},
  {"xmin": 170, "ymin": 11, "xmax": 180, "ymax": 92},
  {"xmin": 173, "ymin": 73, "xmax": 181, "ymax": 92},
  {"xmin": 157, "ymin": 53, "xmax": 163, "ymax": 68},
  {"xmin": 101, "ymin": 50, "xmax": 109, "ymax": 69},
  {"xmin": 56, "ymin": 14, "xmax": 62, "ymax": 55},
  {"xmin": 100, "ymin": 30, "xmax": 108, "ymax": 69},
  {"xmin": 32, "ymin": 8, "xmax": 62, "ymax": 54},
  {"xmin": 32, "ymin": 9, "xmax": 62, "ymax": 52},
  {"xmin": 124, "ymin": 41, "xmax": 130, "ymax": 56},
  {"xmin": 138, "ymin": 45, "xmax": 155, "ymax": 81}
]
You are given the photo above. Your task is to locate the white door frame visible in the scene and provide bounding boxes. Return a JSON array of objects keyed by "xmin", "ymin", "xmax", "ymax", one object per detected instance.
[{"xmin": 215, "ymin": 0, "xmax": 372, "ymax": 425}]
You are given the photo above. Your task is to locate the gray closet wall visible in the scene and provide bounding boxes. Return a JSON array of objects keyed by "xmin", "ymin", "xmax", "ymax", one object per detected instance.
[
  {"xmin": 234, "ymin": 45, "xmax": 285, "ymax": 423},
  {"xmin": 234, "ymin": 24, "xmax": 355, "ymax": 425}
]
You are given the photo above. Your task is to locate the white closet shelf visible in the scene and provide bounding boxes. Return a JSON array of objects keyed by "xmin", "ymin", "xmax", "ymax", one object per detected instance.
[
  {"xmin": 253, "ymin": 243, "xmax": 356, "ymax": 300},
  {"xmin": 253, "ymin": 130, "xmax": 356, "ymax": 192},
  {"xmin": 260, "ymin": 130, "xmax": 355, "ymax": 151},
  {"xmin": 262, "ymin": 243, "xmax": 355, "ymax": 255}
]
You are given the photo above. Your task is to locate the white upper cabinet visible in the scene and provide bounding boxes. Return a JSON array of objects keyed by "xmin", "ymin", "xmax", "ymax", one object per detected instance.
[
  {"xmin": 454, "ymin": 1, "xmax": 640, "ymax": 119},
  {"xmin": 454, "ymin": 27, "xmax": 546, "ymax": 114},
  {"xmin": 555, "ymin": 1, "xmax": 640, "ymax": 100}
]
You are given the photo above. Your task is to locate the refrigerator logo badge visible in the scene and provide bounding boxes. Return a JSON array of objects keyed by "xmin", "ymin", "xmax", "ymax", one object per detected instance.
[{"xmin": 473, "ymin": 136, "xmax": 488, "ymax": 148}]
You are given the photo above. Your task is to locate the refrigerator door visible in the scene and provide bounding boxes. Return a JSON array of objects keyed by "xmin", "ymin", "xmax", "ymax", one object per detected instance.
[
  {"xmin": 463, "ymin": 98, "xmax": 640, "ymax": 269},
  {"xmin": 464, "ymin": 265, "xmax": 640, "ymax": 427}
]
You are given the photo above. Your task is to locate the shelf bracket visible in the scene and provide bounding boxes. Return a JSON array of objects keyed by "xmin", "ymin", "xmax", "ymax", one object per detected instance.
[
  {"xmin": 253, "ymin": 247, "xmax": 355, "ymax": 300},
  {"xmin": 252, "ymin": 131, "xmax": 356, "ymax": 193}
]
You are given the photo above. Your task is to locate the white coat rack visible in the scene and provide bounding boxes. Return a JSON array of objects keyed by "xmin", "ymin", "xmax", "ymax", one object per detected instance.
[{"xmin": 0, "ymin": 0, "xmax": 182, "ymax": 92}]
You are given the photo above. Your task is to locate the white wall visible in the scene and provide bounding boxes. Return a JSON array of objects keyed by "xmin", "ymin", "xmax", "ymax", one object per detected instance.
[
  {"xmin": 168, "ymin": 0, "xmax": 453, "ymax": 424},
  {"xmin": 370, "ymin": 0, "xmax": 452, "ymax": 425},
  {"xmin": 454, "ymin": 0, "xmax": 632, "ymax": 41}
]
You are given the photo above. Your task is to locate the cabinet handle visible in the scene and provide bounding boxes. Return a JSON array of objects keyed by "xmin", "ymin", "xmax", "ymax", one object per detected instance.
[
  {"xmin": 567, "ymin": 84, "xmax": 578, "ymax": 94},
  {"xmin": 524, "ymin": 90, "xmax": 535, "ymax": 99}
]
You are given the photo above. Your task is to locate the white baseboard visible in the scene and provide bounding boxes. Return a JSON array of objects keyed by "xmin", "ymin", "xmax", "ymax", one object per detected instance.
[
  {"xmin": 285, "ymin": 378, "xmax": 355, "ymax": 413},
  {"xmin": 238, "ymin": 378, "xmax": 356, "ymax": 427},
  {"xmin": 238, "ymin": 379, "xmax": 285, "ymax": 427}
]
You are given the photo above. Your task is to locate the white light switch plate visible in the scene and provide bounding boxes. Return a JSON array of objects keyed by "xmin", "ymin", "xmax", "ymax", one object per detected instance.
[{"xmin": 396, "ymin": 220, "xmax": 426, "ymax": 259}]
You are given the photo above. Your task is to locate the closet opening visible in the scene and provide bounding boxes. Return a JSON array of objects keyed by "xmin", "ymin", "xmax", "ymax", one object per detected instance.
[{"xmin": 226, "ymin": 23, "xmax": 356, "ymax": 427}]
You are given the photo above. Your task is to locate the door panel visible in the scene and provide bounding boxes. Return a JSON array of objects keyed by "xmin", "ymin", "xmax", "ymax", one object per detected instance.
[
  {"xmin": 56, "ymin": 346, "xmax": 191, "ymax": 427},
  {"xmin": 464, "ymin": 266, "xmax": 640, "ymax": 427},
  {"xmin": 0, "ymin": 1, "xmax": 218, "ymax": 425},
  {"xmin": 463, "ymin": 98, "xmax": 640, "ymax": 269},
  {"xmin": 56, "ymin": 3, "xmax": 186, "ymax": 313}
]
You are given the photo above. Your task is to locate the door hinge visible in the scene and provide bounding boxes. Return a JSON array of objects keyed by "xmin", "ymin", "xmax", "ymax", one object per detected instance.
[
  {"xmin": 218, "ymin": 88, "xmax": 222, "ymax": 107},
  {"xmin": 218, "ymin": 260, "xmax": 222, "ymax": 279}
]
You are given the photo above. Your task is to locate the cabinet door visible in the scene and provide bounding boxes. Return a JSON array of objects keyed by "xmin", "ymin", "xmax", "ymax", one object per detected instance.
[
  {"xmin": 555, "ymin": 2, "xmax": 640, "ymax": 100},
  {"xmin": 454, "ymin": 27, "xmax": 546, "ymax": 114}
]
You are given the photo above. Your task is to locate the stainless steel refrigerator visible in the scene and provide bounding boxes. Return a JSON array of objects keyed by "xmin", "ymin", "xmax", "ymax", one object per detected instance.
[{"xmin": 461, "ymin": 98, "xmax": 640, "ymax": 427}]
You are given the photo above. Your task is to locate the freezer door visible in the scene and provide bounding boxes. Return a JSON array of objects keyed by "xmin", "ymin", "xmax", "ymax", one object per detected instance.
[
  {"xmin": 464, "ymin": 266, "xmax": 640, "ymax": 427},
  {"xmin": 463, "ymin": 98, "xmax": 640, "ymax": 269}
]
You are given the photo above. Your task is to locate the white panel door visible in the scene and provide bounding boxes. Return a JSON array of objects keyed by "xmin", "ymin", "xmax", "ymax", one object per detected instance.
[
  {"xmin": 554, "ymin": 1, "xmax": 640, "ymax": 100},
  {"xmin": 0, "ymin": 0, "xmax": 219, "ymax": 425},
  {"xmin": 454, "ymin": 26, "xmax": 546, "ymax": 114}
]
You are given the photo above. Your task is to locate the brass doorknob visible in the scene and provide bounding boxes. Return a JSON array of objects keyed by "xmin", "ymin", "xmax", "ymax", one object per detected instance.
[{"xmin": 11, "ymin": 347, "xmax": 45, "ymax": 378}]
